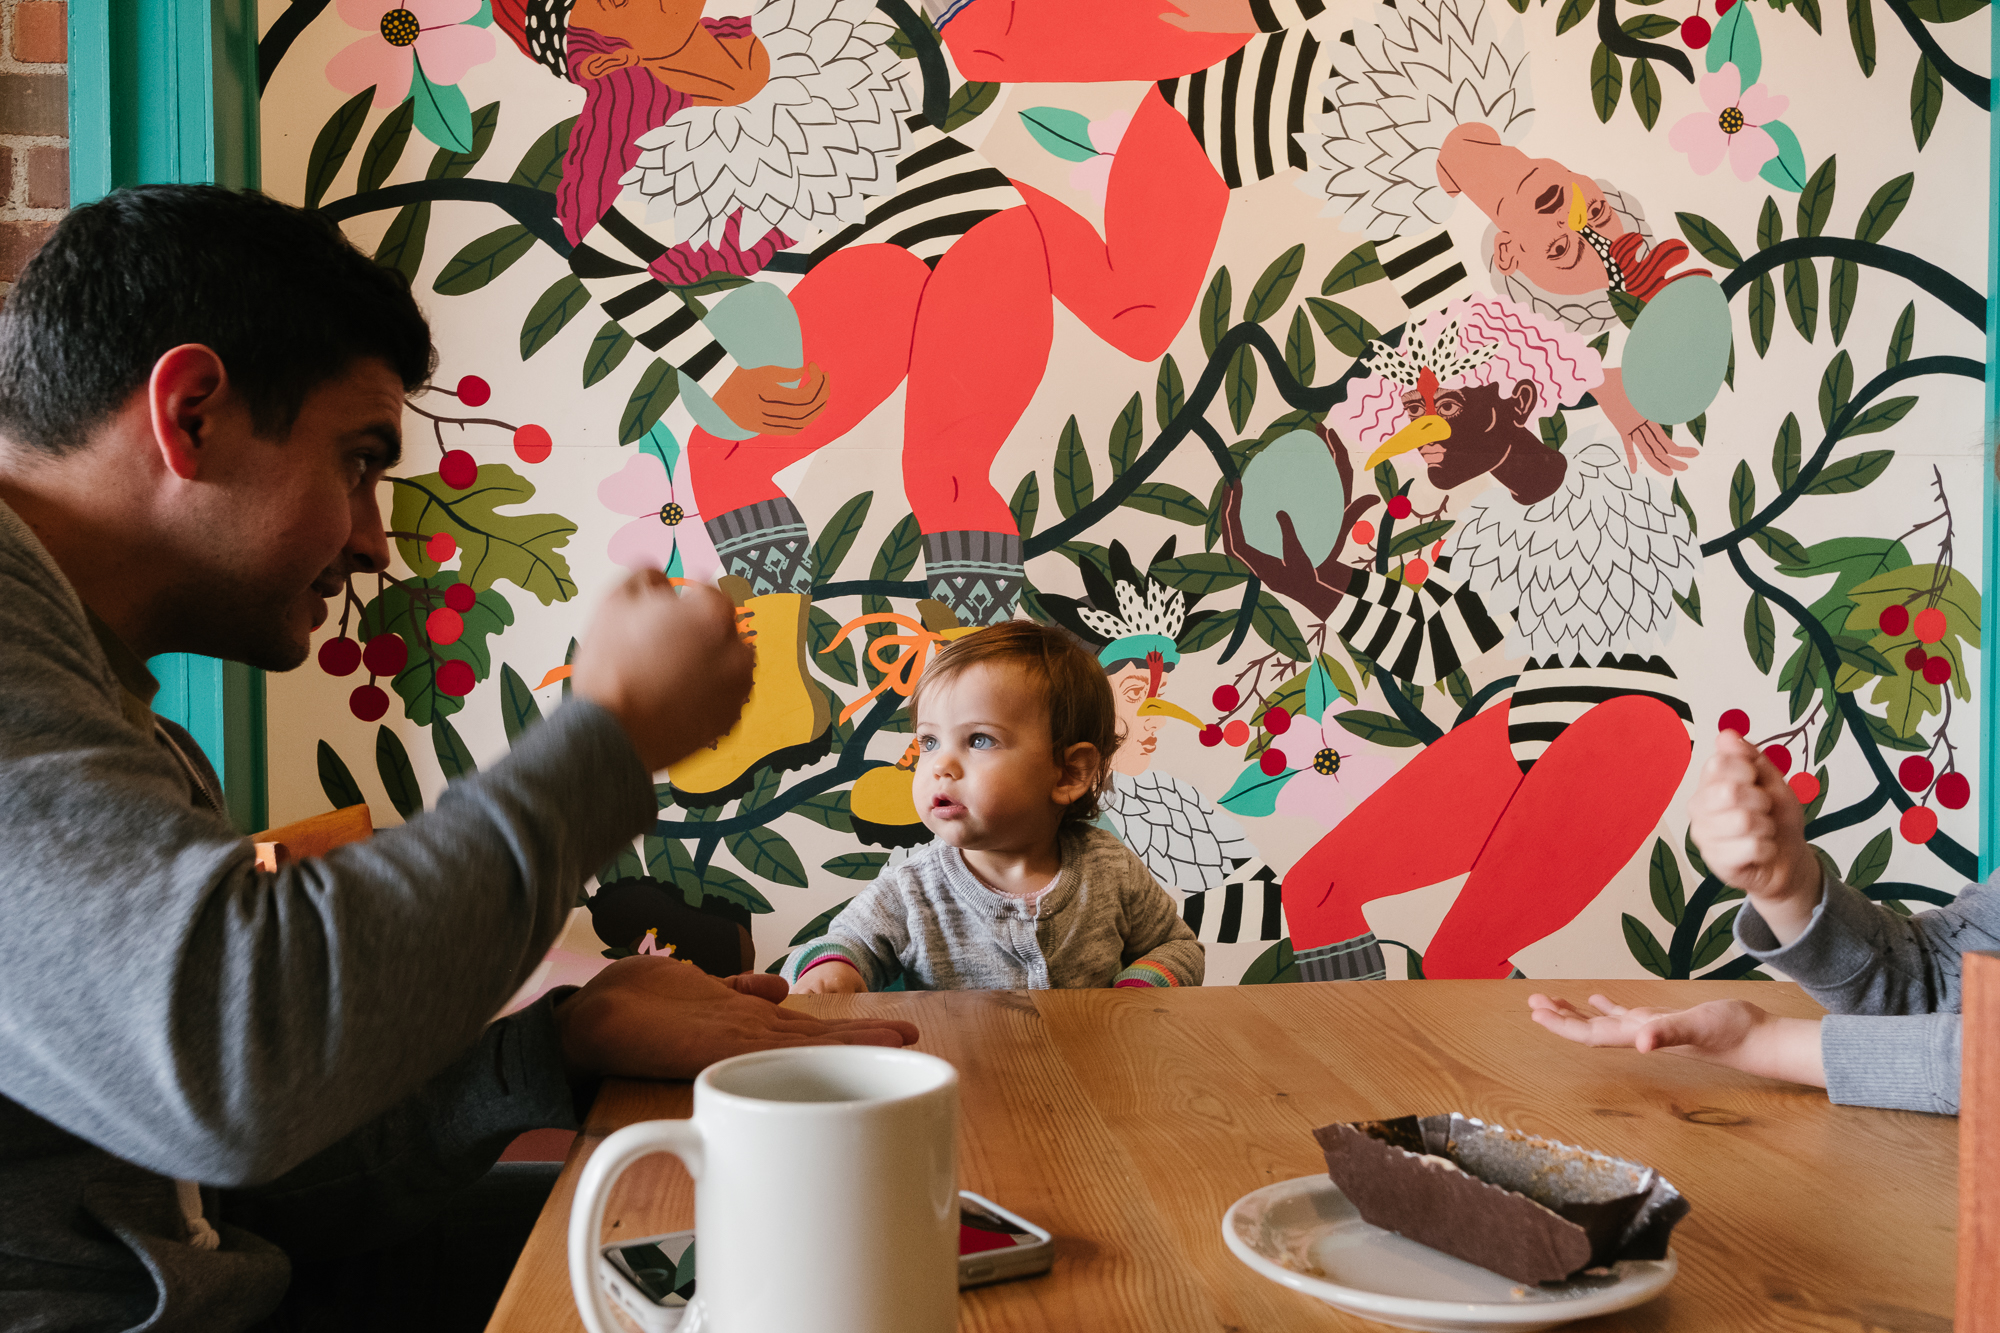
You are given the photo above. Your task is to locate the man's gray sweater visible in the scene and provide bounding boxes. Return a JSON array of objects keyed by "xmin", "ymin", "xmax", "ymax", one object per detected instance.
[
  {"xmin": 1735, "ymin": 870, "xmax": 2000, "ymax": 1115},
  {"xmin": 0, "ymin": 498, "xmax": 653, "ymax": 1330}
]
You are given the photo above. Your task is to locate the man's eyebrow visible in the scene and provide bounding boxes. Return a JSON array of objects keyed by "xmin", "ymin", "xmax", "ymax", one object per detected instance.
[{"xmin": 356, "ymin": 423, "xmax": 402, "ymax": 469}]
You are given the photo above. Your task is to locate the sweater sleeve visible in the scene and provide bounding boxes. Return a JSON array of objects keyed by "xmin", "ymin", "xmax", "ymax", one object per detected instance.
[
  {"xmin": 782, "ymin": 877, "xmax": 914, "ymax": 991},
  {"xmin": 1735, "ymin": 870, "xmax": 2000, "ymax": 1114},
  {"xmin": 1111, "ymin": 855, "xmax": 1205, "ymax": 987}
]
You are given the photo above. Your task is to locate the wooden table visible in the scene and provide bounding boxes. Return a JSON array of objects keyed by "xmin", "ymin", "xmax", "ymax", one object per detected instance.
[{"xmin": 486, "ymin": 981, "xmax": 1958, "ymax": 1331}]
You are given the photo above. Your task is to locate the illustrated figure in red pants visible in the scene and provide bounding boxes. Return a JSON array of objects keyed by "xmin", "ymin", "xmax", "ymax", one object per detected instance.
[{"xmin": 1223, "ymin": 295, "xmax": 1699, "ymax": 980}]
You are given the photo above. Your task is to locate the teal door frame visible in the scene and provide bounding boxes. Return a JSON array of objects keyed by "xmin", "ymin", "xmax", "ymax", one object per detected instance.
[
  {"xmin": 68, "ymin": 0, "xmax": 267, "ymax": 833},
  {"xmin": 1984, "ymin": 15, "xmax": 2000, "ymax": 880}
]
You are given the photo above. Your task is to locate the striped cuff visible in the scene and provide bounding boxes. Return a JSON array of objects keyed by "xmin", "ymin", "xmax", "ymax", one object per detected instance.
[
  {"xmin": 789, "ymin": 941, "xmax": 870, "ymax": 986},
  {"xmin": 1113, "ymin": 960, "xmax": 1180, "ymax": 988}
]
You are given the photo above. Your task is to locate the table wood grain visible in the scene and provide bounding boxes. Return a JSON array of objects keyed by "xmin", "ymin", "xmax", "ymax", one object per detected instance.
[{"xmin": 485, "ymin": 981, "xmax": 1958, "ymax": 1333}]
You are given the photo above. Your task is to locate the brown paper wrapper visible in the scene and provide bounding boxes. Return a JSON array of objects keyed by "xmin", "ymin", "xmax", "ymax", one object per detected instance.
[{"xmin": 1312, "ymin": 1113, "xmax": 1689, "ymax": 1286}]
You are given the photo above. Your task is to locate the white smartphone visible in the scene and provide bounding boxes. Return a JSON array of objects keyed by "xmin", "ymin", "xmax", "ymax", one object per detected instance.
[{"xmin": 597, "ymin": 1192, "xmax": 1054, "ymax": 1327}]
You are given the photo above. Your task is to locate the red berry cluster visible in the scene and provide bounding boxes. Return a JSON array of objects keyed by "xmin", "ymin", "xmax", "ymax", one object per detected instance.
[
  {"xmin": 319, "ymin": 568, "xmax": 482, "ymax": 720},
  {"xmin": 1878, "ymin": 603, "xmax": 1953, "ymax": 686},
  {"xmin": 1678, "ymin": 0, "xmax": 1735, "ymax": 49},
  {"xmin": 421, "ymin": 374, "xmax": 554, "ymax": 492},
  {"xmin": 1196, "ymin": 683, "xmax": 1295, "ymax": 763}
]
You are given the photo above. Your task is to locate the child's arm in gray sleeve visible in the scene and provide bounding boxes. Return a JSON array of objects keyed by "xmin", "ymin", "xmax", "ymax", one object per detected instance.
[
  {"xmin": 783, "ymin": 875, "xmax": 914, "ymax": 990},
  {"xmin": 1112, "ymin": 858, "xmax": 1205, "ymax": 987}
]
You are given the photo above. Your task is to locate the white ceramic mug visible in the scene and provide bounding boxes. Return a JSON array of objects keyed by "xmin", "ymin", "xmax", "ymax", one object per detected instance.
[{"xmin": 568, "ymin": 1045, "xmax": 960, "ymax": 1333}]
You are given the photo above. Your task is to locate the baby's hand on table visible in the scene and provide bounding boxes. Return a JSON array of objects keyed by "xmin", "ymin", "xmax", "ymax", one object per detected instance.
[
  {"xmin": 791, "ymin": 959, "xmax": 868, "ymax": 995},
  {"xmin": 1528, "ymin": 993, "xmax": 1825, "ymax": 1089}
]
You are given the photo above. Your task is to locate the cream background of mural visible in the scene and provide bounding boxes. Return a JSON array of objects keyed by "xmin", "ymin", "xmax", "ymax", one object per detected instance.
[{"xmin": 258, "ymin": 0, "xmax": 1987, "ymax": 986}]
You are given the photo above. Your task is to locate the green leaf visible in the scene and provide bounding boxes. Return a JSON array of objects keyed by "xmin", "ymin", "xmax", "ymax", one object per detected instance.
[
  {"xmin": 1828, "ymin": 258, "xmax": 1858, "ymax": 346},
  {"xmin": 1123, "ymin": 482, "xmax": 1207, "ymax": 525},
  {"xmin": 701, "ymin": 864, "xmax": 774, "ymax": 914},
  {"xmin": 1649, "ymin": 838, "xmax": 1686, "ymax": 926},
  {"xmin": 1843, "ymin": 396, "xmax": 1918, "ymax": 438},
  {"xmin": 1200, "ymin": 267, "xmax": 1232, "ymax": 358},
  {"xmin": 1684, "ymin": 827, "xmax": 1713, "ymax": 881},
  {"xmin": 1749, "ymin": 272, "xmax": 1776, "ymax": 358},
  {"xmin": 305, "ymin": 86, "xmax": 375, "ymax": 209},
  {"xmin": 519, "ymin": 275, "xmax": 590, "ymax": 361},
  {"xmin": 1798, "ymin": 156, "xmax": 1837, "ymax": 239},
  {"xmin": 1284, "ymin": 307, "xmax": 1317, "ymax": 387},
  {"xmin": 1610, "ymin": 291, "xmax": 1645, "ymax": 329},
  {"xmin": 1217, "ymin": 761, "xmax": 1300, "ymax": 816},
  {"xmin": 1245, "ymin": 244, "xmax": 1305, "ymax": 323},
  {"xmin": 942, "ymin": 80, "xmax": 1000, "ymax": 131},
  {"xmin": 1672, "ymin": 480, "xmax": 1698, "ymax": 535},
  {"xmin": 1055, "ymin": 415, "xmax": 1094, "ymax": 519},
  {"xmin": 508, "ymin": 115, "xmax": 577, "ymax": 192},
  {"xmin": 789, "ymin": 789, "xmax": 854, "ymax": 834},
  {"xmin": 619, "ymin": 359, "xmax": 679, "ymax": 445},
  {"xmin": 582, "ymin": 320, "xmax": 635, "ymax": 388},
  {"xmin": 1387, "ymin": 519, "xmax": 1454, "ymax": 558},
  {"xmin": 359, "ymin": 577, "xmax": 516, "ymax": 724},
  {"xmin": 644, "ymin": 831, "xmax": 698, "ymax": 885},
  {"xmin": 1902, "ymin": 0, "xmax": 1987, "ymax": 20},
  {"xmin": 316, "ymin": 740, "xmax": 365, "ymax": 811},
  {"xmin": 1628, "ymin": 56, "xmax": 1662, "ymax": 129},
  {"xmin": 1707, "ymin": 0, "xmax": 1762, "ymax": 81},
  {"xmin": 1224, "ymin": 346, "xmax": 1259, "ymax": 431},
  {"xmin": 426, "ymin": 96, "xmax": 500, "ymax": 179},
  {"xmin": 1623, "ymin": 914, "xmax": 1673, "ymax": 977},
  {"xmin": 375, "ymin": 725, "xmax": 423, "ymax": 819},
  {"xmin": 1759, "ymin": 120, "xmax": 1809, "ymax": 193},
  {"xmin": 1322, "ymin": 244, "xmax": 1384, "ymax": 294},
  {"xmin": 1784, "ymin": 257, "xmax": 1819, "ymax": 343},
  {"xmin": 1848, "ymin": 828, "xmax": 1894, "ymax": 889},
  {"xmin": 807, "ymin": 604, "xmax": 858, "ymax": 685},
  {"xmin": 1795, "ymin": 0, "xmax": 1826, "ymax": 33},
  {"xmin": 1729, "ymin": 461, "xmax": 1756, "ymax": 528},
  {"xmin": 1910, "ymin": 53, "xmax": 1943, "ymax": 150},
  {"xmin": 432, "ymin": 715, "xmax": 478, "ymax": 781},
  {"xmin": 1017, "ymin": 106, "xmax": 1098, "ymax": 162},
  {"xmin": 374, "ymin": 201, "xmax": 431, "ymax": 286},
  {"xmin": 1887, "ymin": 302, "xmax": 1915, "ymax": 370},
  {"xmin": 811, "ymin": 492, "xmax": 874, "ymax": 582},
  {"xmin": 499, "ymin": 663, "xmax": 544, "ymax": 744},
  {"xmin": 789, "ymin": 897, "xmax": 855, "ymax": 947},
  {"xmin": 1108, "ymin": 392, "xmax": 1144, "ymax": 477},
  {"xmin": 1751, "ymin": 525, "xmax": 1811, "ymax": 567},
  {"xmin": 1804, "ymin": 449, "xmax": 1894, "ymax": 495},
  {"xmin": 1621, "ymin": 13, "xmax": 1679, "ymax": 37},
  {"xmin": 357, "ymin": 98, "xmax": 415, "ymax": 194},
  {"xmin": 870, "ymin": 513, "xmax": 923, "ymax": 582},
  {"xmin": 1688, "ymin": 414, "xmax": 1707, "ymax": 446},
  {"xmin": 1152, "ymin": 553, "xmax": 1252, "ymax": 597},
  {"xmin": 1758, "ymin": 196, "xmax": 1785, "ymax": 250},
  {"xmin": 725, "ymin": 825, "xmax": 809, "ymax": 886},
  {"xmin": 1691, "ymin": 906, "xmax": 1742, "ymax": 970},
  {"xmin": 1676, "ymin": 213, "xmax": 1743, "ymax": 269},
  {"xmin": 1847, "ymin": 0, "xmax": 1876, "ymax": 76},
  {"xmin": 1745, "ymin": 592, "xmax": 1776, "ymax": 673},
  {"xmin": 1306, "ymin": 298, "xmax": 1380, "ymax": 357},
  {"xmin": 411, "ymin": 68, "xmax": 476, "ymax": 154},
  {"xmin": 1008, "ymin": 473, "xmax": 1040, "ymax": 542},
  {"xmin": 1817, "ymin": 350, "xmax": 1854, "ymax": 434},
  {"xmin": 595, "ymin": 841, "xmax": 644, "ymax": 887},
  {"xmin": 433, "ymin": 224, "xmax": 535, "ymax": 297},
  {"xmin": 1333, "ymin": 709, "xmax": 1425, "ymax": 748},
  {"xmin": 1238, "ymin": 937, "xmax": 1303, "ymax": 984},
  {"xmin": 1555, "ymin": 0, "xmax": 1593, "ymax": 34},
  {"xmin": 391, "ymin": 467, "xmax": 578, "ymax": 604},
  {"xmin": 1856, "ymin": 173, "xmax": 1913, "ymax": 245},
  {"xmin": 1540, "ymin": 410, "xmax": 1568, "ymax": 451},
  {"xmin": 1590, "ymin": 43, "xmax": 1624, "ymax": 122},
  {"xmin": 822, "ymin": 853, "xmax": 890, "ymax": 881},
  {"xmin": 1772, "ymin": 413, "xmax": 1801, "ymax": 488},
  {"xmin": 1673, "ymin": 580, "xmax": 1703, "ymax": 626},
  {"xmin": 1251, "ymin": 591, "xmax": 1309, "ymax": 661}
]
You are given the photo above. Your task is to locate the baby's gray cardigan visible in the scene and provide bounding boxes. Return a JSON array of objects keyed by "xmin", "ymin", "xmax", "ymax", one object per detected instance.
[
  {"xmin": 785, "ymin": 827, "xmax": 1204, "ymax": 990},
  {"xmin": 1736, "ymin": 871, "xmax": 2000, "ymax": 1115}
]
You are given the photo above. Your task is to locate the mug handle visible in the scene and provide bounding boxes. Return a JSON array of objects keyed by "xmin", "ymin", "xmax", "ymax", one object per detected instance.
[{"xmin": 569, "ymin": 1119, "xmax": 707, "ymax": 1333}]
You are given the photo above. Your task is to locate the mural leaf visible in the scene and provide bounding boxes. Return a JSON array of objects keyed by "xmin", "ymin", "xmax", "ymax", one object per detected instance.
[
  {"xmin": 1672, "ymin": 479, "xmax": 1698, "ymax": 535},
  {"xmin": 433, "ymin": 224, "xmax": 535, "ymax": 297},
  {"xmin": 1902, "ymin": 0, "xmax": 1988, "ymax": 19},
  {"xmin": 1804, "ymin": 449, "xmax": 1894, "ymax": 495},
  {"xmin": 1689, "ymin": 414, "xmax": 1707, "ymax": 445},
  {"xmin": 1218, "ymin": 762, "xmax": 1299, "ymax": 816},
  {"xmin": 412, "ymin": 68, "xmax": 477, "ymax": 154},
  {"xmin": 1910, "ymin": 54, "xmax": 1943, "ymax": 150},
  {"xmin": 1245, "ymin": 244, "xmax": 1306, "ymax": 323},
  {"xmin": 508, "ymin": 115, "xmax": 577, "ymax": 192},
  {"xmin": 822, "ymin": 853, "xmax": 890, "ymax": 881},
  {"xmin": 1540, "ymin": 410, "xmax": 1568, "ymax": 451},
  {"xmin": 428, "ymin": 97, "xmax": 502, "ymax": 175},
  {"xmin": 1628, "ymin": 57, "xmax": 1662, "ymax": 129},
  {"xmin": 1306, "ymin": 298, "xmax": 1380, "ymax": 357},
  {"xmin": 1251, "ymin": 591, "xmax": 1309, "ymax": 661},
  {"xmin": 1225, "ymin": 346, "xmax": 1259, "ymax": 430},
  {"xmin": 519, "ymin": 275, "xmax": 590, "ymax": 361},
  {"xmin": 582, "ymin": 320, "xmax": 636, "ymax": 388},
  {"xmin": 1845, "ymin": 396, "xmax": 1919, "ymax": 440},
  {"xmin": 1238, "ymin": 938, "xmax": 1302, "ymax": 984},
  {"xmin": 1729, "ymin": 462, "xmax": 1756, "ymax": 528},
  {"xmin": 1759, "ymin": 121, "xmax": 1809, "ymax": 193},
  {"xmin": 1783, "ymin": 257, "xmax": 1819, "ymax": 342},
  {"xmin": 1691, "ymin": 906, "xmax": 1742, "ymax": 970},
  {"xmin": 1827, "ymin": 258, "xmax": 1859, "ymax": 345},
  {"xmin": 942, "ymin": 80, "xmax": 1000, "ymax": 131},
  {"xmin": 1675, "ymin": 213, "xmax": 1742, "ymax": 268},
  {"xmin": 1751, "ymin": 525, "xmax": 1810, "ymax": 567},
  {"xmin": 1108, "ymin": 393, "xmax": 1144, "ymax": 477},
  {"xmin": 1387, "ymin": 519, "xmax": 1454, "ymax": 558},
  {"xmin": 1590, "ymin": 44, "xmax": 1624, "ymax": 122},
  {"xmin": 304, "ymin": 86, "xmax": 374, "ymax": 209},
  {"xmin": 433, "ymin": 715, "xmax": 478, "ymax": 780},
  {"xmin": 317, "ymin": 741, "xmax": 365, "ymax": 811},
  {"xmin": 1758, "ymin": 196, "xmax": 1784, "ymax": 250},
  {"xmin": 789, "ymin": 789, "xmax": 854, "ymax": 834},
  {"xmin": 1200, "ymin": 268, "xmax": 1232, "ymax": 358},
  {"xmin": 1018, "ymin": 107, "xmax": 1098, "ymax": 162},
  {"xmin": 1795, "ymin": 0, "xmax": 1826, "ymax": 34},
  {"xmin": 1673, "ymin": 580, "xmax": 1703, "ymax": 625},
  {"xmin": 701, "ymin": 864, "xmax": 775, "ymax": 914},
  {"xmin": 1887, "ymin": 302, "xmax": 1915, "ymax": 370},
  {"xmin": 1649, "ymin": 838, "xmax": 1686, "ymax": 926},
  {"xmin": 1814, "ymin": 706, "xmax": 1846, "ymax": 764},
  {"xmin": 1856, "ymin": 173, "xmax": 1913, "ymax": 244},
  {"xmin": 1706, "ymin": 0, "xmax": 1761, "ymax": 82},
  {"xmin": 645, "ymin": 832, "xmax": 698, "ymax": 884},
  {"xmin": 1745, "ymin": 592, "xmax": 1777, "ymax": 672},
  {"xmin": 1009, "ymin": 473, "xmax": 1040, "ymax": 542},
  {"xmin": 1797, "ymin": 156, "xmax": 1837, "ymax": 238},
  {"xmin": 870, "ymin": 513, "xmax": 923, "ymax": 582},
  {"xmin": 1623, "ymin": 913, "xmax": 1672, "ymax": 977},
  {"xmin": 375, "ymin": 725, "xmax": 423, "ymax": 819},
  {"xmin": 1285, "ymin": 307, "xmax": 1317, "ymax": 387},
  {"xmin": 357, "ymin": 98, "xmax": 415, "ymax": 193},
  {"xmin": 1333, "ymin": 709, "xmax": 1425, "ymax": 748},
  {"xmin": 1055, "ymin": 415, "xmax": 1094, "ymax": 519},
  {"xmin": 1322, "ymin": 244, "xmax": 1384, "ymax": 294},
  {"xmin": 1848, "ymin": 828, "xmax": 1894, "ymax": 889},
  {"xmin": 1123, "ymin": 482, "xmax": 1207, "ymax": 525},
  {"xmin": 374, "ymin": 201, "xmax": 430, "ymax": 286},
  {"xmin": 788, "ymin": 898, "xmax": 855, "ymax": 948},
  {"xmin": 1772, "ymin": 412, "xmax": 1801, "ymax": 488},
  {"xmin": 392, "ymin": 466, "xmax": 578, "ymax": 604},
  {"xmin": 1817, "ymin": 350, "xmax": 1854, "ymax": 432},
  {"xmin": 1156, "ymin": 354, "xmax": 1185, "ymax": 431},
  {"xmin": 1749, "ymin": 272, "xmax": 1776, "ymax": 357},
  {"xmin": 1846, "ymin": 0, "xmax": 1876, "ymax": 76},
  {"xmin": 811, "ymin": 491, "xmax": 874, "ymax": 581},
  {"xmin": 499, "ymin": 663, "xmax": 543, "ymax": 744},
  {"xmin": 1555, "ymin": 0, "xmax": 1593, "ymax": 35},
  {"xmin": 619, "ymin": 359, "xmax": 679, "ymax": 445},
  {"xmin": 726, "ymin": 825, "xmax": 809, "ymax": 887},
  {"xmin": 359, "ymin": 576, "xmax": 515, "ymax": 724},
  {"xmin": 807, "ymin": 605, "xmax": 858, "ymax": 685}
]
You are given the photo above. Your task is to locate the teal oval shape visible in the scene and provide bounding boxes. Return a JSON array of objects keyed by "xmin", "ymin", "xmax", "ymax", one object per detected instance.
[
  {"xmin": 1239, "ymin": 430, "xmax": 1345, "ymax": 566},
  {"xmin": 1622, "ymin": 275, "xmax": 1732, "ymax": 425}
]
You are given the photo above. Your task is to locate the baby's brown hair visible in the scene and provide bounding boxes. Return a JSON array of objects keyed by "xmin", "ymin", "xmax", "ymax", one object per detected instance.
[{"xmin": 910, "ymin": 621, "xmax": 1120, "ymax": 826}]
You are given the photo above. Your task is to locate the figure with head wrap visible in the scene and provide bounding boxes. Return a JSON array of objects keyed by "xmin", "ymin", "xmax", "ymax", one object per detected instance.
[{"xmin": 1221, "ymin": 294, "xmax": 1699, "ymax": 980}]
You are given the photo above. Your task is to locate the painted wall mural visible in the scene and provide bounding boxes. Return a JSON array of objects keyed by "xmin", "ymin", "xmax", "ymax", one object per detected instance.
[{"xmin": 259, "ymin": 0, "xmax": 1989, "ymax": 988}]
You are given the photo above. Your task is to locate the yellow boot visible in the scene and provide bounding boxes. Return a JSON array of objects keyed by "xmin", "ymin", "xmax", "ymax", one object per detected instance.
[
  {"xmin": 850, "ymin": 739, "xmax": 932, "ymax": 849},
  {"xmin": 669, "ymin": 582, "xmax": 831, "ymax": 805}
]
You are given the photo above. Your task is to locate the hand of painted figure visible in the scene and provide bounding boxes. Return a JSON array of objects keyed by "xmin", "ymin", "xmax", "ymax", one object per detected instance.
[
  {"xmin": 1158, "ymin": 0, "xmax": 1258, "ymax": 32},
  {"xmin": 1621, "ymin": 418, "xmax": 1699, "ymax": 476},
  {"xmin": 789, "ymin": 959, "xmax": 869, "ymax": 995},
  {"xmin": 553, "ymin": 956, "xmax": 918, "ymax": 1083},
  {"xmin": 1691, "ymin": 729, "xmax": 1824, "ymax": 944},
  {"xmin": 1218, "ymin": 482, "xmax": 1359, "ymax": 620},
  {"xmin": 712, "ymin": 361, "xmax": 831, "ymax": 437},
  {"xmin": 1527, "ymin": 993, "xmax": 1826, "ymax": 1089},
  {"xmin": 572, "ymin": 572, "xmax": 754, "ymax": 772}
]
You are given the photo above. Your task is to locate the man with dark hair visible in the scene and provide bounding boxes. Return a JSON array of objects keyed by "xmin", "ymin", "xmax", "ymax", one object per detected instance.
[{"xmin": 0, "ymin": 185, "xmax": 918, "ymax": 1332}]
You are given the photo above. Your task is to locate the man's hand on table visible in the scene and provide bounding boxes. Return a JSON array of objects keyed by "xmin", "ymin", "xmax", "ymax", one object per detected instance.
[
  {"xmin": 1527, "ymin": 992, "xmax": 1826, "ymax": 1089},
  {"xmin": 1691, "ymin": 730, "xmax": 1825, "ymax": 945},
  {"xmin": 553, "ymin": 957, "xmax": 919, "ymax": 1083}
]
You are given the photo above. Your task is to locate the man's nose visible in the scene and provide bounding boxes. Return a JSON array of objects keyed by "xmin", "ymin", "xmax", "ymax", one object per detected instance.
[{"xmin": 346, "ymin": 487, "xmax": 393, "ymax": 575}]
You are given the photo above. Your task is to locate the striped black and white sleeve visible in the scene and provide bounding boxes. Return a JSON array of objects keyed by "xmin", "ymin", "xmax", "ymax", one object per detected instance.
[
  {"xmin": 1157, "ymin": 27, "xmax": 1332, "ymax": 189},
  {"xmin": 569, "ymin": 205, "xmax": 738, "ymax": 401},
  {"xmin": 1248, "ymin": 0, "xmax": 1329, "ymax": 29},
  {"xmin": 1332, "ymin": 566, "xmax": 1507, "ymax": 685}
]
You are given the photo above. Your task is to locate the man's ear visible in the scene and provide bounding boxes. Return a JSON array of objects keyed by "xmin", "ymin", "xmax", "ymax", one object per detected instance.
[
  {"xmin": 147, "ymin": 345, "xmax": 230, "ymax": 481},
  {"xmin": 1508, "ymin": 379, "xmax": 1540, "ymax": 426},
  {"xmin": 1492, "ymin": 233, "xmax": 1520, "ymax": 274},
  {"xmin": 1053, "ymin": 741, "xmax": 1101, "ymax": 808},
  {"xmin": 576, "ymin": 45, "xmax": 643, "ymax": 80}
]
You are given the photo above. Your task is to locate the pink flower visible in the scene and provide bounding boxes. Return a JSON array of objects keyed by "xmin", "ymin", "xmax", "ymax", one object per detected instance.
[
  {"xmin": 328, "ymin": 0, "xmax": 495, "ymax": 109},
  {"xmin": 1267, "ymin": 700, "xmax": 1402, "ymax": 827},
  {"xmin": 1066, "ymin": 111, "xmax": 1132, "ymax": 204},
  {"xmin": 597, "ymin": 452, "xmax": 721, "ymax": 582},
  {"xmin": 1667, "ymin": 64, "xmax": 1787, "ymax": 182}
]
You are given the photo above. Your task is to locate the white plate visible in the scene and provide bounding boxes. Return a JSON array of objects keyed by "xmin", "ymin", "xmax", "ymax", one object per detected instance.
[{"xmin": 1221, "ymin": 1175, "xmax": 1676, "ymax": 1332}]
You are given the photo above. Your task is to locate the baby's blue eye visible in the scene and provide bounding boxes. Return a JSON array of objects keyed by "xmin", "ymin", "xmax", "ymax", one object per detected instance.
[
  {"xmin": 919, "ymin": 735, "xmax": 937, "ymax": 751},
  {"xmin": 970, "ymin": 734, "xmax": 995, "ymax": 749}
]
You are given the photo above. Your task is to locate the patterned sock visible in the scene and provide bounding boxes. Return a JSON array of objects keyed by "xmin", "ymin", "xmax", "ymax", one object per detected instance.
[
  {"xmin": 922, "ymin": 530, "xmax": 1022, "ymax": 627},
  {"xmin": 1295, "ymin": 933, "xmax": 1387, "ymax": 982},
  {"xmin": 707, "ymin": 499, "xmax": 813, "ymax": 597}
]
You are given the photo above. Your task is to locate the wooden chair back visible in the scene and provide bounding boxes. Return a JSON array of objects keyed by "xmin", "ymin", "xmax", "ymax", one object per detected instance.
[
  {"xmin": 1961, "ymin": 950, "xmax": 1999, "ymax": 1329},
  {"xmin": 251, "ymin": 804, "xmax": 374, "ymax": 871}
]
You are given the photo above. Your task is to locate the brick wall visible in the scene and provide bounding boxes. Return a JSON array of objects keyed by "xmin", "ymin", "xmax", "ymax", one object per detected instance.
[{"xmin": 0, "ymin": 0, "xmax": 64, "ymax": 299}]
